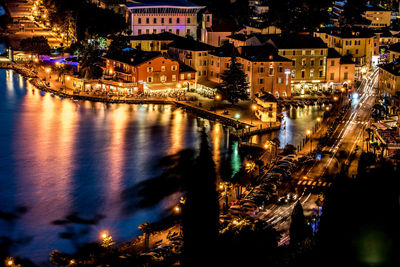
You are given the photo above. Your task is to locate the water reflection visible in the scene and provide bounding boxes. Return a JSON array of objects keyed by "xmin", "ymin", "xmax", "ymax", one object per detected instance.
[
  {"xmin": 251, "ymin": 104, "xmax": 325, "ymax": 148},
  {"xmin": 0, "ymin": 70, "xmax": 242, "ymax": 263}
]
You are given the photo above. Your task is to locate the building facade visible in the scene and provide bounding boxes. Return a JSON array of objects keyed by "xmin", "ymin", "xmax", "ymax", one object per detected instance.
[
  {"xmin": 326, "ymin": 48, "xmax": 356, "ymax": 90},
  {"xmin": 101, "ymin": 50, "xmax": 195, "ymax": 92},
  {"xmin": 268, "ymin": 36, "xmax": 328, "ymax": 94},
  {"xmin": 126, "ymin": 0, "xmax": 204, "ymax": 38},
  {"xmin": 315, "ymin": 29, "xmax": 375, "ymax": 77}
]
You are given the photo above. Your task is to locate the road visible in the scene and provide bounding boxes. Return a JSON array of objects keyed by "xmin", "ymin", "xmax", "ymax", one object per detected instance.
[{"xmin": 256, "ymin": 69, "xmax": 379, "ymax": 244}]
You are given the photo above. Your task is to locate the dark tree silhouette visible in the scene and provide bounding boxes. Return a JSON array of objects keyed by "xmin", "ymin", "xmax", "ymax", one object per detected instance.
[
  {"xmin": 20, "ymin": 36, "xmax": 51, "ymax": 55},
  {"xmin": 218, "ymin": 53, "xmax": 249, "ymax": 105},
  {"xmin": 289, "ymin": 201, "xmax": 308, "ymax": 245}
]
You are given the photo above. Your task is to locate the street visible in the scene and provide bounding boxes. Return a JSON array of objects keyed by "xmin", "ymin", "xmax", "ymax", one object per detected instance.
[{"xmin": 254, "ymin": 69, "xmax": 379, "ymax": 244}]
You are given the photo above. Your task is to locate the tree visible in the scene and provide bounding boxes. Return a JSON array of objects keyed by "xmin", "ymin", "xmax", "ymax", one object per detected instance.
[
  {"xmin": 290, "ymin": 201, "xmax": 309, "ymax": 245},
  {"xmin": 123, "ymin": 130, "xmax": 219, "ymax": 266},
  {"xmin": 218, "ymin": 52, "xmax": 249, "ymax": 105},
  {"xmin": 20, "ymin": 36, "xmax": 51, "ymax": 55}
]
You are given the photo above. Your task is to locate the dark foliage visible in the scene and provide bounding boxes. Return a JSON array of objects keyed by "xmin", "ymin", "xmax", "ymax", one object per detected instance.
[{"xmin": 20, "ymin": 36, "xmax": 51, "ymax": 55}]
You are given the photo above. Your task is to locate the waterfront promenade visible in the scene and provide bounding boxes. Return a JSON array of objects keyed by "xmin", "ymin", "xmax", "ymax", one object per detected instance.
[{"xmin": 1, "ymin": 61, "xmax": 280, "ymax": 133}]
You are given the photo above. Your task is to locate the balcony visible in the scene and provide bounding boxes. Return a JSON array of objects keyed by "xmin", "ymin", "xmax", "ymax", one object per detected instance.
[{"xmin": 114, "ymin": 66, "xmax": 131, "ymax": 74}]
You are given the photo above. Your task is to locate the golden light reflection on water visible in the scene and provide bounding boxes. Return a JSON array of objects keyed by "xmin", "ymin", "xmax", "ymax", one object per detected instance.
[
  {"xmin": 210, "ymin": 123, "xmax": 222, "ymax": 178},
  {"xmin": 169, "ymin": 109, "xmax": 184, "ymax": 154},
  {"xmin": 14, "ymin": 87, "xmax": 78, "ymax": 235}
]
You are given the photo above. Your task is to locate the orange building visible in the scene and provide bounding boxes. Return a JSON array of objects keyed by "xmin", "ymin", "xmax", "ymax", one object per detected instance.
[
  {"xmin": 238, "ymin": 45, "xmax": 292, "ymax": 98},
  {"xmin": 326, "ymin": 48, "xmax": 356, "ymax": 90},
  {"xmin": 102, "ymin": 50, "xmax": 195, "ymax": 92}
]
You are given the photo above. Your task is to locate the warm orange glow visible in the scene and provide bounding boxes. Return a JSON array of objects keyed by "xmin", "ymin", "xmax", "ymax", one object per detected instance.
[
  {"xmin": 7, "ymin": 260, "xmax": 13, "ymax": 266},
  {"xmin": 45, "ymin": 68, "xmax": 51, "ymax": 73},
  {"xmin": 252, "ymin": 104, "xmax": 257, "ymax": 110},
  {"xmin": 326, "ymin": 106, "xmax": 330, "ymax": 111},
  {"xmin": 264, "ymin": 144, "xmax": 269, "ymax": 149},
  {"xmin": 317, "ymin": 117, "xmax": 321, "ymax": 122},
  {"xmin": 101, "ymin": 232, "xmax": 108, "ymax": 239},
  {"xmin": 66, "ymin": 76, "xmax": 70, "ymax": 81},
  {"xmin": 215, "ymin": 94, "xmax": 221, "ymax": 100},
  {"xmin": 174, "ymin": 206, "xmax": 180, "ymax": 213},
  {"xmin": 306, "ymin": 129, "xmax": 311, "ymax": 135}
]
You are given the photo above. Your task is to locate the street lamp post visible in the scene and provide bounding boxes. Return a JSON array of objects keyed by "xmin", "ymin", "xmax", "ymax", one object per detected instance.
[
  {"xmin": 306, "ymin": 129, "xmax": 312, "ymax": 153},
  {"xmin": 251, "ymin": 104, "xmax": 257, "ymax": 124}
]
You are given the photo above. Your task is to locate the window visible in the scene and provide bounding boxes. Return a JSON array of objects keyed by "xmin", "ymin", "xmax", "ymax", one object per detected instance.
[
  {"xmin": 320, "ymin": 59, "xmax": 323, "ymax": 65},
  {"xmin": 247, "ymin": 65, "xmax": 250, "ymax": 71},
  {"xmin": 177, "ymin": 18, "xmax": 180, "ymax": 23},
  {"xmin": 259, "ymin": 67, "xmax": 264, "ymax": 73},
  {"xmin": 153, "ymin": 29, "xmax": 157, "ymax": 34},
  {"xmin": 169, "ymin": 18, "xmax": 172, "ymax": 23},
  {"xmin": 302, "ymin": 50, "xmax": 306, "ymax": 55},
  {"xmin": 147, "ymin": 76, "xmax": 153, "ymax": 82},
  {"xmin": 311, "ymin": 50, "xmax": 315, "ymax": 55},
  {"xmin": 302, "ymin": 58, "xmax": 306, "ymax": 66},
  {"xmin": 187, "ymin": 73, "xmax": 191, "ymax": 79},
  {"xmin": 211, "ymin": 60, "xmax": 214, "ymax": 66},
  {"xmin": 330, "ymin": 73, "xmax": 334, "ymax": 80},
  {"xmin": 146, "ymin": 29, "xmax": 150, "ymax": 34},
  {"xmin": 355, "ymin": 49, "xmax": 358, "ymax": 54},
  {"xmin": 320, "ymin": 50, "xmax": 323, "ymax": 55},
  {"xmin": 187, "ymin": 18, "xmax": 191, "ymax": 23},
  {"xmin": 301, "ymin": 70, "xmax": 305, "ymax": 78},
  {"xmin": 171, "ymin": 65, "xmax": 178, "ymax": 71},
  {"xmin": 292, "ymin": 50, "xmax": 296, "ymax": 56},
  {"xmin": 210, "ymin": 71, "xmax": 213, "ymax": 76},
  {"xmin": 269, "ymin": 67, "xmax": 274, "ymax": 76},
  {"xmin": 204, "ymin": 60, "xmax": 207, "ymax": 66},
  {"xmin": 138, "ymin": 18, "xmax": 142, "ymax": 24},
  {"xmin": 146, "ymin": 18, "xmax": 149, "ymax": 24},
  {"xmin": 153, "ymin": 18, "xmax": 157, "ymax": 23},
  {"xmin": 138, "ymin": 29, "xmax": 142, "ymax": 35},
  {"xmin": 278, "ymin": 66, "xmax": 283, "ymax": 73},
  {"xmin": 311, "ymin": 59, "xmax": 314, "ymax": 66},
  {"xmin": 180, "ymin": 73, "xmax": 184, "ymax": 80},
  {"xmin": 161, "ymin": 18, "xmax": 164, "ymax": 24},
  {"xmin": 198, "ymin": 52, "xmax": 202, "ymax": 56},
  {"xmin": 176, "ymin": 29, "xmax": 180, "ymax": 35},
  {"xmin": 292, "ymin": 59, "xmax": 296, "ymax": 66},
  {"xmin": 259, "ymin": 78, "xmax": 264, "ymax": 84},
  {"xmin": 172, "ymin": 75, "xmax": 177, "ymax": 81},
  {"xmin": 160, "ymin": 75, "xmax": 166, "ymax": 82},
  {"xmin": 161, "ymin": 66, "xmax": 166, "ymax": 72},
  {"xmin": 319, "ymin": 69, "xmax": 323, "ymax": 77},
  {"xmin": 310, "ymin": 69, "xmax": 314, "ymax": 78},
  {"xmin": 198, "ymin": 71, "xmax": 201, "ymax": 76},
  {"xmin": 283, "ymin": 50, "xmax": 286, "ymax": 56},
  {"xmin": 147, "ymin": 67, "xmax": 153, "ymax": 72},
  {"xmin": 346, "ymin": 49, "xmax": 350, "ymax": 55},
  {"xmin": 203, "ymin": 70, "xmax": 207, "ymax": 76},
  {"xmin": 331, "ymin": 60, "xmax": 334, "ymax": 66},
  {"xmin": 292, "ymin": 70, "xmax": 295, "ymax": 78},
  {"xmin": 278, "ymin": 77, "xmax": 283, "ymax": 84},
  {"xmin": 344, "ymin": 72, "xmax": 348, "ymax": 79},
  {"xmin": 187, "ymin": 29, "xmax": 190, "ymax": 35},
  {"xmin": 161, "ymin": 29, "xmax": 165, "ymax": 33}
]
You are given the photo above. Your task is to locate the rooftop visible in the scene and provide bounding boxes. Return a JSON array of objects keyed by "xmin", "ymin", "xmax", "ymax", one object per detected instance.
[
  {"xmin": 317, "ymin": 27, "xmax": 375, "ymax": 39},
  {"xmin": 269, "ymin": 35, "xmax": 328, "ymax": 49},
  {"xmin": 240, "ymin": 44, "xmax": 292, "ymax": 62},
  {"xmin": 168, "ymin": 38, "xmax": 215, "ymax": 51},
  {"xmin": 388, "ymin": 42, "xmax": 400, "ymax": 53},
  {"xmin": 104, "ymin": 50, "xmax": 162, "ymax": 66},
  {"xmin": 209, "ymin": 43, "xmax": 237, "ymax": 57},
  {"xmin": 256, "ymin": 92, "xmax": 277, "ymax": 102},
  {"xmin": 328, "ymin": 48, "xmax": 341, "ymax": 58},
  {"xmin": 128, "ymin": 32, "xmax": 181, "ymax": 41},
  {"xmin": 379, "ymin": 60, "xmax": 400, "ymax": 76}
]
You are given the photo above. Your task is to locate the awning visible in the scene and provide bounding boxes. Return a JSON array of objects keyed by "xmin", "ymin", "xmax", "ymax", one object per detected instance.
[{"xmin": 145, "ymin": 82, "xmax": 184, "ymax": 91}]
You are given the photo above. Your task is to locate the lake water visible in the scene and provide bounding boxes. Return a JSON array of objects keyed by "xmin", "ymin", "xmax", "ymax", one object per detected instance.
[{"xmin": 0, "ymin": 69, "xmax": 324, "ymax": 264}]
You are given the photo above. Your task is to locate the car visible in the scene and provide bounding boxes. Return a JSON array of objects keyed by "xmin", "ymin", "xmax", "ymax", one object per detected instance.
[{"xmin": 277, "ymin": 160, "xmax": 295, "ymax": 166}]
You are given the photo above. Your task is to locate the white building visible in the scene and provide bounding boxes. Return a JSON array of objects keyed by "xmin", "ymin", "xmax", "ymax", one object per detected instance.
[{"xmin": 125, "ymin": 0, "xmax": 204, "ymax": 39}]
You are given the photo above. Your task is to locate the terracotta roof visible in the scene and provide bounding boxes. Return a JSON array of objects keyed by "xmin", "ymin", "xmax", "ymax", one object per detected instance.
[{"xmin": 270, "ymin": 36, "xmax": 328, "ymax": 49}]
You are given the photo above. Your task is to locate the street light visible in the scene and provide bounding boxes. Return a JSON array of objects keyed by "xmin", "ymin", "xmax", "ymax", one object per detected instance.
[
  {"xmin": 306, "ymin": 129, "xmax": 312, "ymax": 153},
  {"xmin": 235, "ymin": 113, "xmax": 240, "ymax": 120},
  {"xmin": 251, "ymin": 104, "xmax": 257, "ymax": 124}
]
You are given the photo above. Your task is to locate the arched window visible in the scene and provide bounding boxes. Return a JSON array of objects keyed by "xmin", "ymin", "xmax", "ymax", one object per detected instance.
[
  {"xmin": 275, "ymin": 91, "xmax": 279, "ymax": 98},
  {"xmin": 161, "ymin": 75, "xmax": 167, "ymax": 82}
]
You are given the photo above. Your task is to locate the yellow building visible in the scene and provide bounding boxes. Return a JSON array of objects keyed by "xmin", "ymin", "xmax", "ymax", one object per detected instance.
[
  {"xmin": 254, "ymin": 92, "xmax": 277, "ymax": 123},
  {"xmin": 364, "ymin": 6, "xmax": 392, "ymax": 28},
  {"xmin": 326, "ymin": 48, "xmax": 356, "ymax": 90},
  {"xmin": 387, "ymin": 42, "xmax": 400, "ymax": 63},
  {"xmin": 167, "ymin": 38, "xmax": 215, "ymax": 84},
  {"xmin": 314, "ymin": 28, "xmax": 375, "ymax": 77},
  {"xmin": 378, "ymin": 61, "xmax": 400, "ymax": 99},
  {"xmin": 127, "ymin": 32, "xmax": 178, "ymax": 53},
  {"xmin": 268, "ymin": 36, "xmax": 328, "ymax": 94}
]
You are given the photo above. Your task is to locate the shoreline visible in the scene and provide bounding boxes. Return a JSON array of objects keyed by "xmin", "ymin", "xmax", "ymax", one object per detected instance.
[{"xmin": 2, "ymin": 63, "xmax": 280, "ymax": 132}]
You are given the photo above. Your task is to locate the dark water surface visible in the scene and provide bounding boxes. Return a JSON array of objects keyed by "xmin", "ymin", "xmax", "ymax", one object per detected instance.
[{"xmin": 0, "ymin": 69, "xmax": 324, "ymax": 264}]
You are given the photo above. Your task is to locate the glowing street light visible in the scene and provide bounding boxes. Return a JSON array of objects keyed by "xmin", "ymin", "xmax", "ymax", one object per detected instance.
[
  {"xmin": 215, "ymin": 94, "xmax": 221, "ymax": 100},
  {"xmin": 306, "ymin": 129, "xmax": 312, "ymax": 153},
  {"xmin": 7, "ymin": 259, "xmax": 13, "ymax": 266},
  {"xmin": 174, "ymin": 205, "xmax": 181, "ymax": 213},
  {"xmin": 333, "ymin": 96, "xmax": 338, "ymax": 101},
  {"xmin": 316, "ymin": 117, "xmax": 321, "ymax": 122},
  {"xmin": 325, "ymin": 106, "xmax": 330, "ymax": 111},
  {"xmin": 235, "ymin": 113, "xmax": 240, "ymax": 120},
  {"xmin": 264, "ymin": 144, "xmax": 269, "ymax": 149}
]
